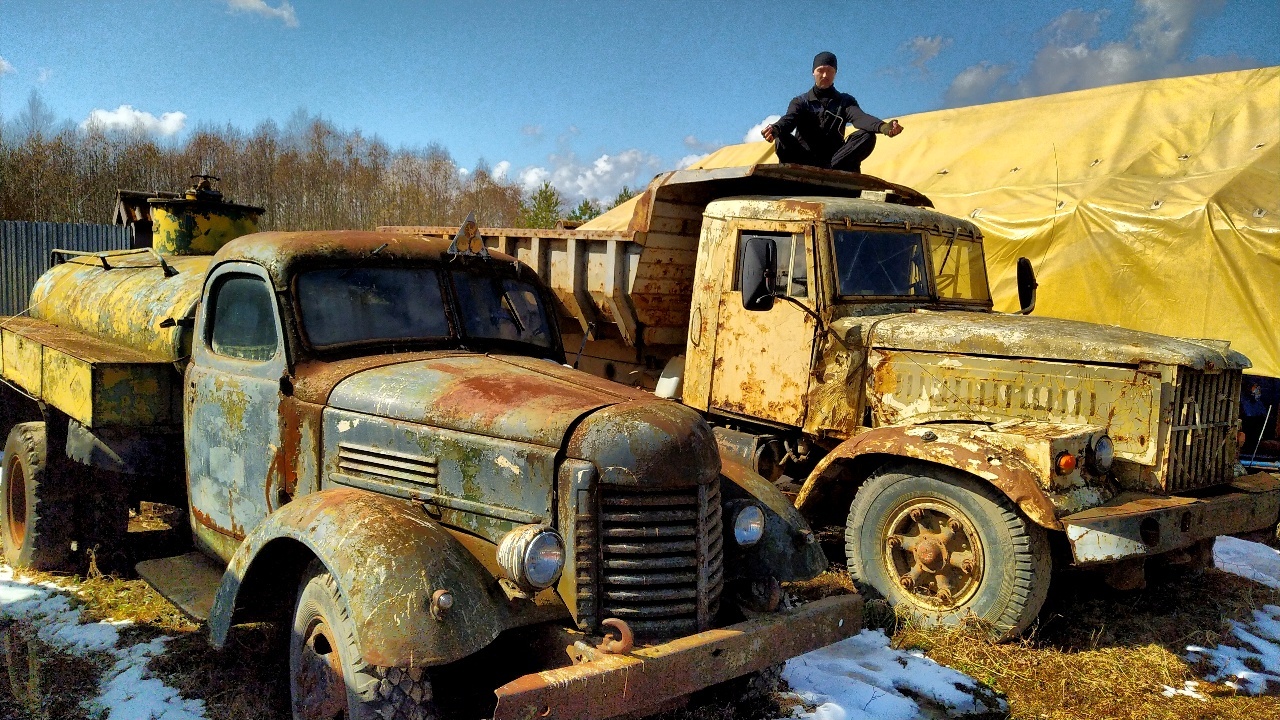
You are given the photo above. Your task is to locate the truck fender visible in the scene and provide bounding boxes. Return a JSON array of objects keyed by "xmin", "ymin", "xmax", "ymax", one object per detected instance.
[
  {"xmin": 718, "ymin": 454, "xmax": 828, "ymax": 581},
  {"xmin": 209, "ymin": 487, "xmax": 527, "ymax": 668},
  {"xmin": 795, "ymin": 425, "xmax": 1062, "ymax": 530}
]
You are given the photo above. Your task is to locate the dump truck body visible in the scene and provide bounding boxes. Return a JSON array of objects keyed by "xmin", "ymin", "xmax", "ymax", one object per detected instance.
[
  {"xmin": 383, "ymin": 164, "xmax": 1280, "ymax": 637},
  {"xmin": 0, "ymin": 189, "xmax": 858, "ymax": 719}
]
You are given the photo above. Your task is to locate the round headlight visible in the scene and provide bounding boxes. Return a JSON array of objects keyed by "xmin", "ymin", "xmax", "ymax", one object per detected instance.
[
  {"xmin": 1090, "ymin": 435, "xmax": 1115, "ymax": 473},
  {"xmin": 733, "ymin": 505, "xmax": 766, "ymax": 547},
  {"xmin": 497, "ymin": 525, "xmax": 565, "ymax": 590}
]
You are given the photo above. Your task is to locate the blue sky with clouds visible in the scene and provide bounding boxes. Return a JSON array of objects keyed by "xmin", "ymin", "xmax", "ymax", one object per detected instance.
[{"xmin": 0, "ymin": 0, "xmax": 1276, "ymax": 202}]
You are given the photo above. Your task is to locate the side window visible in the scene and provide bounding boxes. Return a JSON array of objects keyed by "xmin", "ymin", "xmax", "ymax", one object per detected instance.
[
  {"xmin": 208, "ymin": 275, "xmax": 280, "ymax": 361},
  {"xmin": 736, "ymin": 231, "xmax": 808, "ymax": 298}
]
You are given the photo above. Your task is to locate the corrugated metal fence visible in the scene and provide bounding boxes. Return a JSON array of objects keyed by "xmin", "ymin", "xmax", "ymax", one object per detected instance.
[{"xmin": 1, "ymin": 221, "xmax": 132, "ymax": 316}]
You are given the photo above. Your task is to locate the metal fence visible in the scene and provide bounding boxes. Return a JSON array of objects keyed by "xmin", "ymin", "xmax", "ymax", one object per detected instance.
[{"xmin": 0, "ymin": 221, "xmax": 132, "ymax": 316}]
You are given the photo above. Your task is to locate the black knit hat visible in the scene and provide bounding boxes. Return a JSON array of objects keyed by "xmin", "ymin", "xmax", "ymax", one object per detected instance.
[{"xmin": 813, "ymin": 51, "xmax": 837, "ymax": 71}]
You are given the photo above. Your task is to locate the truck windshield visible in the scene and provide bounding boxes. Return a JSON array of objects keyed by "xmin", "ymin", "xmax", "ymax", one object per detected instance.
[
  {"xmin": 927, "ymin": 234, "xmax": 990, "ymax": 302},
  {"xmin": 451, "ymin": 272, "xmax": 554, "ymax": 348},
  {"xmin": 832, "ymin": 229, "xmax": 929, "ymax": 297},
  {"xmin": 298, "ymin": 267, "xmax": 452, "ymax": 348}
]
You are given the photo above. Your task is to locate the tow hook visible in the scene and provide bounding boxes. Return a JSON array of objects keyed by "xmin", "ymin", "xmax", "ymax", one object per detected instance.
[{"xmin": 596, "ymin": 618, "xmax": 634, "ymax": 654}]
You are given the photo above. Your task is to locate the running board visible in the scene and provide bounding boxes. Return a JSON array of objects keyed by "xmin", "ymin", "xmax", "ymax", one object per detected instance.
[{"xmin": 135, "ymin": 552, "xmax": 225, "ymax": 622}]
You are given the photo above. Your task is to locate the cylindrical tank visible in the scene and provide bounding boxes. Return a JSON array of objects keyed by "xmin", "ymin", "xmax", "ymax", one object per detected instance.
[
  {"xmin": 29, "ymin": 252, "xmax": 211, "ymax": 362},
  {"xmin": 149, "ymin": 178, "xmax": 264, "ymax": 256}
]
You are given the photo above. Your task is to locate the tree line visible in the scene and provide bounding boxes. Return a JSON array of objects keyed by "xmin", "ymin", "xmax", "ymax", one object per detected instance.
[{"xmin": 0, "ymin": 92, "xmax": 636, "ymax": 231}]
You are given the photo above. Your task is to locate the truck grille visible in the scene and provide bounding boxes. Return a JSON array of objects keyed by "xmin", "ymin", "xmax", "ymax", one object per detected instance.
[
  {"xmin": 595, "ymin": 482, "xmax": 723, "ymax": 638},
  {"xmin": 1164, "ymin": 368, "xmax": 1241, "ymax": 492}
]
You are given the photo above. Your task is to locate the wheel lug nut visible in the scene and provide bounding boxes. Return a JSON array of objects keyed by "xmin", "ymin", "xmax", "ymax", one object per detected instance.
[
  {"xmin": 961, "ymin": 559, "xmax": 974, "ymax": 574},
  {"xmin": 900, "ymin": 575, "xmax": 914, "ymax": 590},
  {"xmin": 887, "ymin": 535, "xmax": 902, "ymax": 549},
  {"xmin": 949, "ymin": 519, "xmax": 961, "ymax": 533},
  {"xmin": 909, "ymin": 509, "xmax": 924, "ymax": 523},
  {"xmin": 937, "ymin": 589, "xmax": 952, "ymax": 603}
]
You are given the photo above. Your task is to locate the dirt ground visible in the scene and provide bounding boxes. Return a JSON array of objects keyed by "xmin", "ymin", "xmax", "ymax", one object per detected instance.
[{"xmin": 1, "ymin": 507, "xmax": 1279, "ymax": 720}]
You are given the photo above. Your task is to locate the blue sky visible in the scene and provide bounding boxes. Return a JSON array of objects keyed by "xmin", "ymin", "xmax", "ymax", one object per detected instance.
[{"xmin": 0, "ymin": 0, "xmax": 1276, "ymax": 202}]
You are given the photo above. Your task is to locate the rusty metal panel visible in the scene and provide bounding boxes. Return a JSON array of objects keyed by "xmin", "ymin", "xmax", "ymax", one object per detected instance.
[
  {"xmin": 868, "ymin": 348, "xmax": 1161, "ymax": 465},
  {"xmin": 0, "ymin": 221, "xmax": 131, "ymax": 316},
  {"xmin": 0, "ymin": 316, "xmax": 178, "ymax": 427},
  {"xmin": 322, "ymin": 408, "xmax": 556, "ymax": 545},
  {"xmin": 1063, "ymin": 474, "xmax": 1280, "ymax": 564},
  {"xmin": 491, "ymin": 593, "xmax": 862, "ymax": 720},
  {"xmin": 325, "ymin": 355, "xmax": 622, "ymax": 449}
]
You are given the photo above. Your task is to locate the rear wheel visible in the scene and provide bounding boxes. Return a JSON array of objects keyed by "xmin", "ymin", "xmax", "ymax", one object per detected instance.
[
  {"xmin": 845, "ymin": 464, "xmax": 1051, "ymax": 639},
  {"xmin": 290, "ymin": 561, "xmax": 437, "ymax": 720},
  {"xmin": 2, "ymin": 423, "xmax": 75, "ymax": 570}
]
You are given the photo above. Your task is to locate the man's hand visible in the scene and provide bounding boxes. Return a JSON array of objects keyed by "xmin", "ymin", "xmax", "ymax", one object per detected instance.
[
  {"xmin": 761, "ymin": 125, "xmax": 776, "ymax": 142},
  {"xmin": 886, "ymin": 119, "xmax": 903, "ymax": 137}
]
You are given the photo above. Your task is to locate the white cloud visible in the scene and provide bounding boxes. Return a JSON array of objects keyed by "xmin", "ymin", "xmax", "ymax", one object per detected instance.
[
  {"xmin": 492, "ymin": 160, "xmax": 511, "ymax": 179},
  {"xmin": 81, "ymin": 105, "xmax": 187, "ymax": 136},
  {"xmin": 743, "ymin": 115, "xmax": 781, "ymax": 143},
  {"xmin": 683, "ymin": 135, "xmax": 720, "ymax": 153},
  {"xmin": 0, "ymin": 56, "xmax": 15, "ymax": 76},
  {"xmin": 225, "ymin": 0, "xmax": 298, "ymax": 28},
  {"xmin": 678, "ymin": 153, "xmax": 708, "ymax": 169},
  {"xmin": 944, "ymin": 0, "xmax": 1249, "ymax": 107},
  {"xmin": 517, "ymin": 148, "xmax": 664, "ymax": 202},
  {"xmin": 37, "ymin": 68, "xmax": 52, "ymax": 84},
  {"xmin": 903, "ymin": 35, "xmax": 952, "ymax": 73},
  {"xmin": 521, "ymin": 125, "xmax": 543, "ymax": 137}
]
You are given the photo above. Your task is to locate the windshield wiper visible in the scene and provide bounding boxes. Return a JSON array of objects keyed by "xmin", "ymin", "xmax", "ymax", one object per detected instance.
[
  {"xmin": 500, "ymin": 292, "xmax": 526, "ymax": 334},
  {"xmin": 339, "ymin": 242, "xmax": 388, "ymax": 278}
]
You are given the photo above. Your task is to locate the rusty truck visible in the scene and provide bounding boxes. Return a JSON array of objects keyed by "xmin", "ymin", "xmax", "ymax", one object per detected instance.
[
  {"xmin": 0, "ymin": 180, "xmax": 860, "ymax": 720},
  {"xmin": 385, "ymin": 164, "xmax": 1280, "ymax": 638}
]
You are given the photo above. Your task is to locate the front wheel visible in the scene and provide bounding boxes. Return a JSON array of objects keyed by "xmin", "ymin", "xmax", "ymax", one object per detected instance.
[
  {"xmin": 290, "ymin": 561, "xmax": 438, "ymax": 720},
  {"xmin": 845, "ymin": 465, "xmax": 1051, "ymax": 639}
]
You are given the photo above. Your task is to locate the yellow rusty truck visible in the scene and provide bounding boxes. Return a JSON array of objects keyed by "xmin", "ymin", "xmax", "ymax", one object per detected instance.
[
  {"xmin": 385, "ymin": 164, "xmax": 1280, "ymax": 638},
  {"xmin": 0, "ymin": 180, "xmax": 860, "ymax": 720}
]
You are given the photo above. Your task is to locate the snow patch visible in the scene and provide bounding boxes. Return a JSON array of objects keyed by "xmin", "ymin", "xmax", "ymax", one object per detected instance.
[
  {"xmin": 1187, "ymin": 604, "xmax": 1280, "ymax": 696},
  {"xmin": 781, "ymin": 629, "xmax": 1004, "ymax": 720},
  {"xmin": 1215, "ymin": 536, "xmax": 1280, "ymax": 590},
  {"xmin": 0, "ymin": 565, "xmax": 207, "ymax": 719},
  {"xmin": 1159, "ymin": 680, "xmax": 1207, "ymax": 701}
]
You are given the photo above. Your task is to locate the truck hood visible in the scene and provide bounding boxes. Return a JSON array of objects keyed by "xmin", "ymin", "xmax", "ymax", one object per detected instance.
[
  {"xmin": 326, "ymin": 354, "xmax": 652, "ymax": 447},
  {"xmin": 841, "ymin": 310, "xmax": 1250, "ymax": 370}
]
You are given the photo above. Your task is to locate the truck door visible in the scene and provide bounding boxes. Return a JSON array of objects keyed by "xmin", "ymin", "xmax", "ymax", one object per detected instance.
[
  {"xmin": 709, "ymin": 224, "xmax": 817, "ymax": 427},
  {"xmin": 185, "ymin": 262, "xmax": 287, "ymax": 562}
]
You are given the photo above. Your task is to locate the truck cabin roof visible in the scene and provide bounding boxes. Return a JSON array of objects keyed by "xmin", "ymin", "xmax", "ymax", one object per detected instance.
[
  {"xmin": 213, "ymin": 230, "xmax": 518, "ymax": 291},
  {"xmin": 704, "ymin": 195, "xmax": 983, "ymax": 239}
]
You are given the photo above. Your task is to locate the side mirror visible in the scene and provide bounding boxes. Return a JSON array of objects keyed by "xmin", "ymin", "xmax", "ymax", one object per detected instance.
[
  {"xmin": 740, "ymin": 237, "xmax": 777, "ymax": 311},
  {"xmin": 1017, "ymin": 257, "xmax": 1038, "ymax": 315}
]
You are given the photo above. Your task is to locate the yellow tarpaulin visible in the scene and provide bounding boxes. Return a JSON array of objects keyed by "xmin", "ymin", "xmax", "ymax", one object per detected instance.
[{"xmin": 586, "ymin": 67, "xmax": 1280, "ymax": 377}]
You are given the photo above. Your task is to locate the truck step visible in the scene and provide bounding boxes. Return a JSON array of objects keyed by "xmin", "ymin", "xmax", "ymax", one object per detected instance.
[{"xmin": 135, "ymin": 552, "xmax": 225, "ymax": 621}]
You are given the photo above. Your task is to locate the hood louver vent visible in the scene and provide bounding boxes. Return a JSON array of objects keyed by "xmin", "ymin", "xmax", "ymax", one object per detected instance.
[{"xmin": 337, "ymin": 443, "xmax": 438, "ymax": 488}]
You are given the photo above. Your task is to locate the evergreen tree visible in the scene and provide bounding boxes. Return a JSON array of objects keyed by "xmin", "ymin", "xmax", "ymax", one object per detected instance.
[
  {"xmin": 609, "ymin": 185, "xmax": 637, "ymax": 209},
  {"xmin": 520, "ymin": 181, "xmax": 564, "ymax": 229},
  {"xmin": 567, "ymin": 197, "xmax": 602, "ymax": 223}
]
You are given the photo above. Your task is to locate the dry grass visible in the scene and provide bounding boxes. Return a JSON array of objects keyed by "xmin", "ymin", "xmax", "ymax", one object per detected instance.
[{"xmin": 884, "ymin": 568, "xmax": 1280, "ymax": 720}]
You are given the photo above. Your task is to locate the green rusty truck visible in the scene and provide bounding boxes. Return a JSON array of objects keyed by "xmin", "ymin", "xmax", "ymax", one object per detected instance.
[
  {"xmin": 0, "ymin": 183, "xmax": 859, "ymax": 720},
  {"xmin": 386, "ymin": 164, "xmax": 1280, "ymax": 638}
]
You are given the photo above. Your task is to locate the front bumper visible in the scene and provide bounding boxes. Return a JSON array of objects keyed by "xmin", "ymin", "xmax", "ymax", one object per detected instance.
[
  {"xmin": 491, "ymin": 594, "xmax": 862, "ymax": 720},
  {"xmin": 1063, "ymin": 473, "xmax": 1280, "ymax": 565}
]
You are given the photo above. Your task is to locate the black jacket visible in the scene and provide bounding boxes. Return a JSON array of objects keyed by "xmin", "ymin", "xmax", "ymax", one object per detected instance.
[{"xmin": 772, "ymin": 86, "xmax": 886, "ymax": 154}]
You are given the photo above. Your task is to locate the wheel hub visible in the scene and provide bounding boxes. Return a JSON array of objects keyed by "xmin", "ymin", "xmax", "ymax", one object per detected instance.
[
  {"xmin": 295, "ymin": 618, "xmax": 347, "ymax": 720},
  {"xmin": 6, "ymin": 456, "xmax": 26, "ymax": 549},
  {"xmin": 883, "ymin": 500, "xmax": 983, "ymax": 610}
]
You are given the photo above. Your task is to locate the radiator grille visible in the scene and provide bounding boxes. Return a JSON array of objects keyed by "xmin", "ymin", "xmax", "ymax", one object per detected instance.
[
  {"xmin": 1164, "ymin": 369, "xmax": 1241, "ymax": 492},
  {"xmin": 336, "ymin": 443, "xmax": 438, "ymax": 488},
  {"xmin": 595, "ymin": 482, "xmax": 723, "ymax": 638}
]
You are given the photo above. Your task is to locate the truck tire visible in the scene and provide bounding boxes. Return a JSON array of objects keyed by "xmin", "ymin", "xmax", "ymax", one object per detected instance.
[
  {"xmin": 2, "ymin": 422, "xmax": 75, "ymax": 570},
  {"xmin": 290, "ymin": 561, "xmax": 437, "ymax": 720},
  {"xmin": 845, "ymin": 465, "xmax": 1051, "ymax": 639}
]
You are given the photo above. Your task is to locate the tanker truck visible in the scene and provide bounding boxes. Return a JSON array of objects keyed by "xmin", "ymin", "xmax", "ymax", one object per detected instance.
[
  {"xmin": 0, "ymin": 180, "xmax": 860, "ymax": 720},
  {"xmin": 383, "ymin": 163, "xmax": 1280, "ymax": 638}
]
